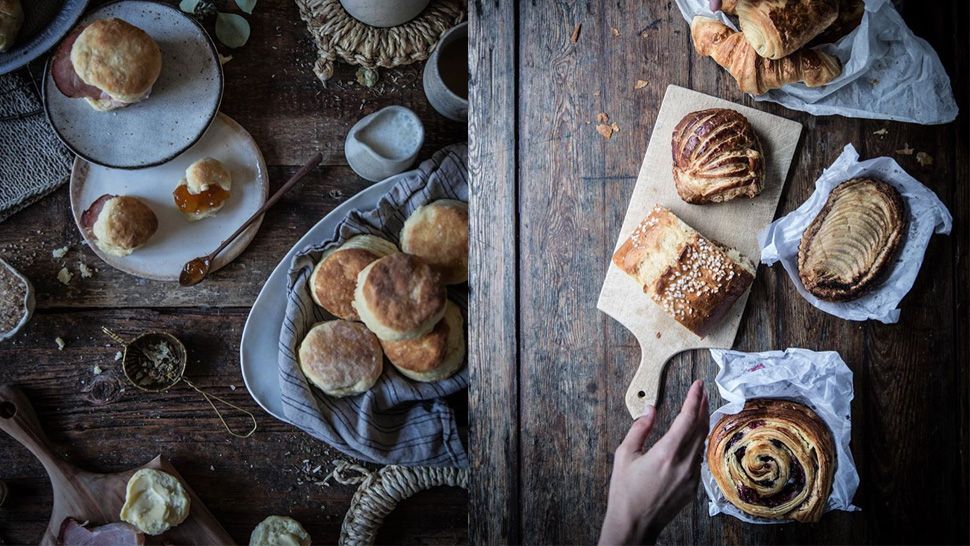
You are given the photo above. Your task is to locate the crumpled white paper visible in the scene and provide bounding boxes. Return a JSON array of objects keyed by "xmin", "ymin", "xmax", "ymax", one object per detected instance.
[
  {"xmin": 702, "ymin": 348, "xmax": 860, "ymax": 523},
  {"xmin": 673, "ymin": 0, "xmax": 958, "ymax": 124},
  {"xmin": 759, "ymin": 144, "xmax": 951, "ymax": 323}
]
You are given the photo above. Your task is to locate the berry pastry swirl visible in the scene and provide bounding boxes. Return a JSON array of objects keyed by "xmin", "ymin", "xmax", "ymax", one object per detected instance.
[{"xmin": 706, "ymin": 399, "xmax": 836, "ymax": 522}]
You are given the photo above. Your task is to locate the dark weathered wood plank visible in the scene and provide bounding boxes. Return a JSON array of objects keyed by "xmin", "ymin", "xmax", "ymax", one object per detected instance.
[{"xmin": 467, "ymin": 0, "xmax": 520, "ymax": 544}]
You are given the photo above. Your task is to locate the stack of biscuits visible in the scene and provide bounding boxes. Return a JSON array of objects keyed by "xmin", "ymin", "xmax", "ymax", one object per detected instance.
[{"xmin": 298, "ymin": 200, "xmax": 469, "ymax": 397}]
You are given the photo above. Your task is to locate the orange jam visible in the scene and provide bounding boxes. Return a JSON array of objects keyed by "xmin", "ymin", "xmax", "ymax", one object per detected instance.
[{"xmin": 173, "ymin": 184, "xmax": 229, "ymax": 214}]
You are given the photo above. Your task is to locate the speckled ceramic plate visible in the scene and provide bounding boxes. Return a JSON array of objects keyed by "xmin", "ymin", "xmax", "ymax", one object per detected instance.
[
  {"xmin": 43, "ymin": 0, "xmax": 222, "ymax": 169},
  {"xmin": 69, "ymin": 114, "xmax": 268, "ymax": 282},
  {"xmin": 0, "ymin": 0, "xmax": 89, "ymax": 76}
]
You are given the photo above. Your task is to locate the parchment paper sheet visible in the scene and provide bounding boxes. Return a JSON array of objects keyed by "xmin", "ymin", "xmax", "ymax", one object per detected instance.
[
  {"xmin": 702, "ymin": 348, "xmax": 861, "ymax": 523},
  {"xmin": 759, "ymin": 144, "xmax": 951, "ymax": 323}
]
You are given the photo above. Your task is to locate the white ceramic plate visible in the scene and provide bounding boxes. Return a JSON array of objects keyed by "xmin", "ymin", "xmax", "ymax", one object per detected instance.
[
  {"xmin": 70, "ymin": 113, "xmax": 268, "ymax": 281},
  {"xmin": 43, "ymin": 0, "xmax": 223, "ymax": 169},
  {"xmin": 240, "ymin": 174, "xmax": 404, "ymax": 421}
]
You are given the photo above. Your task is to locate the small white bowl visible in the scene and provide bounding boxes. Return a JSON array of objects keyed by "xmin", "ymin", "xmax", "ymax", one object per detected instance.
[{"xmin": 0, "ymin": 259, "xmax": 35, "ymax": 341}]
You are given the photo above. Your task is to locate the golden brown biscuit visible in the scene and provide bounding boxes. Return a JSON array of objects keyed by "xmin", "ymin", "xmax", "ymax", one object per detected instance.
[
  {"xmin": 174, "ymin": 158, "xmax": 233, "ymax": 221},
  {"xmin": 310, "ymin": 235, "xmax": 398, "ymax": 320},
  {"xmin": 71, "ymin": 18, "xmax": 162, "ymax": 109},
  {"xmin": 381, "ymin": 301, "xmax": 465, "ymax": 382},
  {"xmin": 83, "ymin": 195, "xmax": 158, "ymax": 257},
  {"xmin": 186, "ymin": 157, "xmax": 232, "ymax": 193},
  {"xmin": 298, "ymin": 320, "xmax": 382, "ymax": 397},
  {"xmin": 400, "ymin": 200, "xmax": 468, "ymax": 284},
  {"xmin": 353, "ymin": 253, "xmax": 446, "ymax": 341}
]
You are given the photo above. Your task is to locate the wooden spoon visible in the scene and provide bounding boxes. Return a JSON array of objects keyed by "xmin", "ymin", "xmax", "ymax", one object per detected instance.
[{"xmin": 180, "ymin": 152, "xmax": 324, "ymax": 287}]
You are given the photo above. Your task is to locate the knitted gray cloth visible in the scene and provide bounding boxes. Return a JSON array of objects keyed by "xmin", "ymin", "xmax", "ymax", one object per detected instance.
[{"xmin": 0, "ymin": 69, "xmax": 73, "ymax": 223}]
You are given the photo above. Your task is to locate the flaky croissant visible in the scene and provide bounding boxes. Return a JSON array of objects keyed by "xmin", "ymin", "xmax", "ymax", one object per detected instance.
[
  {"xmin": 691, "ymin": 16, "xmax": 842, "ymax": 96},
  {"xmin": 736, "ymin": 0, "xmax": 838, "ymax": 59}
]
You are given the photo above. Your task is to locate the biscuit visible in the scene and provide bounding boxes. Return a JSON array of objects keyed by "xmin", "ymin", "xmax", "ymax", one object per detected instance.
[
  {"xmin": 298, "ymin": 320, "xmax": 383, "ymax": 397},
  {"xmin": 353, "ymin": 253, "xmax": 446, "ymax": 341},
  {"xmin": 310, "ymin": 235, "xmax": 398, "ymax": 320},
  {"xmin": 119, "ymin": 468, "xmax": 190, "ymax": 535},
  {"xmin": 71, "ymin": 18, "xmax": 161, "ymax": 104},
  {"xmin": 86, "ymin": 195, "xmax": 158, "ymax": 257},
  {"xmin": 249, "ymin": 516, "xmax": 310, "ymax": 546},
  {"xmin": 400, "ymin": 200, "xmax": 469, "ymax": 284},
  {"xmin": 381, "ymin": 301, "xmax": 465, "ymax": 382}
]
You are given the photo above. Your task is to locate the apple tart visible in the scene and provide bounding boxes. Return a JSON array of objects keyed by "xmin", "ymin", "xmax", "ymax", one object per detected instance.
[
  {"xmin": 797, "ymin": 178, "xmax": 906, "ymax": 301},
  {"xmin": 707, "ymin": 399, "xmax": 836, "ymax": 523}
]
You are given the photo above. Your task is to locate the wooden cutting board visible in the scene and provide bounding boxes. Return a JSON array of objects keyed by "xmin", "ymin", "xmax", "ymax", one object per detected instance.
[
  {"xmin": 597, "ymin": 85, "xmax": 802, "ymax": 418},
  {"xmin": 0, "ymin": 384, "xmax": 234, "ymax": 546}
]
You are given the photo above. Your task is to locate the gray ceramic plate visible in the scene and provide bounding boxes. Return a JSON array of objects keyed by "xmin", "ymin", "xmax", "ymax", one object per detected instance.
[
  {"xmin": 43, "ymin": 0, "xmax": 223, "ymax": 169},
  {"xmin": 0, "ymin": 0, "xmax": 89, "ymax": 76}
]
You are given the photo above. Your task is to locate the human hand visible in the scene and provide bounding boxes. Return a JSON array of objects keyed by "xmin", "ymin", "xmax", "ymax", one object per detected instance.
[{"xmin": 598, "ymin": 380, "xmax": 710, "ymax": 546}]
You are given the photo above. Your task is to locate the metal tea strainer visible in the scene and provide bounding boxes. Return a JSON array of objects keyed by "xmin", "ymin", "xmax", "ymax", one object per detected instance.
[{"xmin": 102, "ymin": 327, "xmax": 257, "ymax": 438}]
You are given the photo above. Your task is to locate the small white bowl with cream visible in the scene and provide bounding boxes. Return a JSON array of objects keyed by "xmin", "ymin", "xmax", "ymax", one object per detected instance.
[{"xmin": 345, "ymin": 105, "xmax": 424, "ymax": 182}]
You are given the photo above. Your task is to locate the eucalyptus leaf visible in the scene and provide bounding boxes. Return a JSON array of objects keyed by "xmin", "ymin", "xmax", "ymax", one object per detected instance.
[
  {"xmin": 215, "ymin": 12, "xmax": 251, "ymax": 49},
  {"xmin": 235, "ymin": 0, "xmax": 258, "ymax": 14},
  {"xmin": 179, "ymin": 0, "xmax": 201, "ymax": 13}
]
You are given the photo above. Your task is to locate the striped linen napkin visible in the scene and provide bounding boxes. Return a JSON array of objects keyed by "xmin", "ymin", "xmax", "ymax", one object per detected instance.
[{"xmin": 278, "ymin": 144, "xmax": 469, "ymax": 467}]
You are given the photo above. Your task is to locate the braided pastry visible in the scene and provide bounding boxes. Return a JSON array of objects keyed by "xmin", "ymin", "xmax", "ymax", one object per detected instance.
[
  {"xmin": 691, "ymin": 16, "xmax": 842, "ymax": 96},
  {"xmin": 672, "ymin": 108, "xmax": 765, "ymax": 204},
  {"xmin": 706, "ymin": 399, "xmax": 836, "ymax": 522}
]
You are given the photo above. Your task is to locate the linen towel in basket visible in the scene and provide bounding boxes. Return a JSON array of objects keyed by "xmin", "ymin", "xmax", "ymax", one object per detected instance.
[{"xmin": 279, "ymin": 145, "xmax": 469, "ymax": 467}]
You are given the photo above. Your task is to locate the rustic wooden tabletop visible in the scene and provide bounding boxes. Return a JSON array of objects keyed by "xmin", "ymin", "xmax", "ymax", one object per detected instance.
[
  {"xmin": 469, "ymin": 1, "xmax": 968, "ymax": 545},
  {"xmin": 0, "ymin": 1, "xmax": 468, "ymax": 544}
]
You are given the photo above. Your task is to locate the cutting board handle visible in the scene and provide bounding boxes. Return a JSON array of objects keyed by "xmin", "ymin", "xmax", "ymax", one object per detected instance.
[
  {"xmin": 624, "ymin": 351, "xmax": 667, "ymax": 418},
  {"xmin": 0, "ymin": 384, "xmax": 75, "ymax": 483}
]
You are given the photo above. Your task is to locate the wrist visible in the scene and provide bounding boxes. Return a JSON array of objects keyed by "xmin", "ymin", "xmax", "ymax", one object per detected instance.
[{"xmin": 600, "ymin": 505, "xmax": 658, "ymax": 545}]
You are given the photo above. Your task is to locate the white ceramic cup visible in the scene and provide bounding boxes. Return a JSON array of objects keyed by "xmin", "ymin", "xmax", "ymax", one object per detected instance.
[{"xmin": 339, "ymin": 0, "xmax": 431, "ymax": 28}]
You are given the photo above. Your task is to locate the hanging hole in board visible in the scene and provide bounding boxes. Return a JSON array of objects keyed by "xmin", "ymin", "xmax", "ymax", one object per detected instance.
[
  {"xmin": 637, "ymin": 391, "xmax": 645, "ymax": 398},
  {"xmin": 0, "ymin": 401, "xmax": 16, "ymax": 419}
]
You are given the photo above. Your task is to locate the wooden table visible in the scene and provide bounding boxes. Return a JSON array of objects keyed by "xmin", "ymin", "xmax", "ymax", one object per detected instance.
[
  {"xmin": 0, "ymin": 2, "xmax": 467, "ymax": 544},
  {"xmin": 469, "ymin": 1, "xmax": 968, "ymax": 544}
]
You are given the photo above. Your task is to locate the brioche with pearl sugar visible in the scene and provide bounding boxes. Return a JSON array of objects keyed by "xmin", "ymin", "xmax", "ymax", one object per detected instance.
[{"xmin": 611, "ymin": 206, "xmax": 755, "ymax": 337}]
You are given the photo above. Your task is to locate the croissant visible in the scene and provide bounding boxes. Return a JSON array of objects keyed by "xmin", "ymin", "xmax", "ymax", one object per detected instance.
[
  {"xmin": 691, "ymin": 16, "xmax": 842, "ymax": 96},
  {"xmin": 706, "ymin": 399, "xmax": 837, "ymax": 523},
  {"xmin": 736, "ymin": 0, "xmax": 838, "ymax": 59}
]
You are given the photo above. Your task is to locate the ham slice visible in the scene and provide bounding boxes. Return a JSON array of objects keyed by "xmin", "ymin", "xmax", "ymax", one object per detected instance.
[
  {"xmin": 58, "ymin": 518, "xmax": 144, "ymax": 546},
  {"xmin": 81, "ymin": 194, "xmax": 114, "ymax": 236},
  {"xmin": 51, "ymin": 25, "xmax": 103, "ymax": 100}
]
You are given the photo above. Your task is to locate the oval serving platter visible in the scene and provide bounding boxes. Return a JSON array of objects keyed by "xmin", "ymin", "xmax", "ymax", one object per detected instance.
[
  {"xmin": 70, "ymin": 113, "xmax": 268, "ymax": 281},
  {"xmin": 239, "ymin": 174, "xmax": 405, "ymax": 422},
  {"xmin": 0, "ymin": 0, "xmax": 89, "ymax": 76},
  {"xmin": 43, "ymin": 0, "xmax": 223, "ymax": 169}
]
